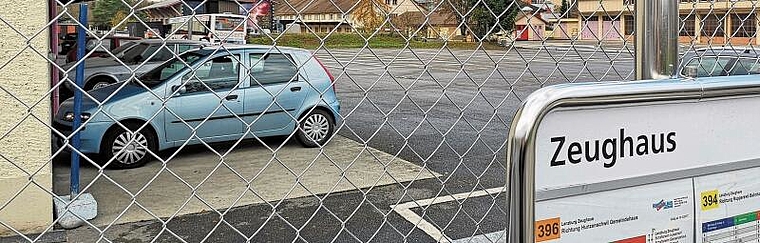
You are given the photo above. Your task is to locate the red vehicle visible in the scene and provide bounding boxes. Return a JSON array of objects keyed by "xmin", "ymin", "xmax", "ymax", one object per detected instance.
[{"xmin": 65, "ymin": 36, "xmax": 142, "ymax": 63}]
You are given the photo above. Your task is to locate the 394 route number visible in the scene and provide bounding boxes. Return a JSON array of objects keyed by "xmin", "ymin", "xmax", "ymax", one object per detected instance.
[{"xmin": 701, "ymin": 190, "xmax": 720, "ymax": 211}]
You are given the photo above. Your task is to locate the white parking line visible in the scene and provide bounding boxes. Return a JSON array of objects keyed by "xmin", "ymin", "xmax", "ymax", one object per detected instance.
[
  {"xmin": 452, "ymin": 230, "xmax": 507, "ymax": 243},
  {"xmin": 391, "ymin": 187, "xmax": 507, "ymax": 243}
]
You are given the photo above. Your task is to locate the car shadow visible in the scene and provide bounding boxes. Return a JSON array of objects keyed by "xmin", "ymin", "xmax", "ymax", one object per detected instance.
[{"xmin": 52, "ymin": 135, "xmax": 296, "ymax": 169}]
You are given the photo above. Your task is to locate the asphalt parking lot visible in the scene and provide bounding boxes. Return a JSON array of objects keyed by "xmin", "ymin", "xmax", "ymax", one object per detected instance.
[{"xmin": 56, "ymin": 45, "xmax": 635, "ymax": 242}]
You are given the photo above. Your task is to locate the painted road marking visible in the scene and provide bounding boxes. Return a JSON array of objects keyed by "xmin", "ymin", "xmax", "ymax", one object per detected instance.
[{"xmin": 391, "ymin": 187, "xmax": 506, "ymax": 243}]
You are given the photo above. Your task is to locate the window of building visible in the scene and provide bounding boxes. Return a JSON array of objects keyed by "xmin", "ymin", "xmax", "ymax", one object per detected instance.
[
  {"xmin": 680, "ymin": 14, "xmax": 696, "ymax": 36},
  {"xmin": 601, "ymin": 15, "xmax": 619, "ymax": 22},
  {"xmin": 624, "ymin": 15, "xmax": 634, "ymax": 35},
  {"xmin": 731, "ymin": 13, "xmax": 756, "ymax": 38},
  {"xmin": 701, "ymin": 14, "xmax": 725, "ymax": 38}
]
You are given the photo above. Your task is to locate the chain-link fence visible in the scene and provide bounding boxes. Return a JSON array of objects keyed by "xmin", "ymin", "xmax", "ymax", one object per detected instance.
[{"xmin": 0, "ymin": 0, "xmax": 758, "ymax": 242}]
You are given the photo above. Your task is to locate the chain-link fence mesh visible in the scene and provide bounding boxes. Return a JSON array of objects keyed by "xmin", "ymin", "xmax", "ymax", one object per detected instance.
[{"xmin": 0, "ymin": 0, "xmax": 757, "ymax": 242}]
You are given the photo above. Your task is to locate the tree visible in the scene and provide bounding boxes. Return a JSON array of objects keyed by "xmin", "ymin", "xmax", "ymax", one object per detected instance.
[
  {"xmin": 432, "ymin": 0, "xmax": 518, "ymax": 40},
  {"xmin": 556, "ymin": 0, "xmax": 578, "ymax": 18},
  {"xmin": 558, "ymin": 0, "xmax": 569, "ymax": 16},
  {"xmin": 470, "ymin": 0, "xmax": 518, "ymax": 39},
  {"xmin": 352, "ymin": 0, "xmax": 389, "ymax": 33},
  {"xmin": 92, "ymin": 0, "xmax": 142, "ymax": 29},
  {"xmin": 433, "ymin": 0, "xmax": 471, "ymax": 36},
  {"xmin": 110, "ymin": 11, "xmax": 128, "ymax": 30},
  {"xmin": 391, "ymin": 12, "xmax": 424, "ymax": 37}
]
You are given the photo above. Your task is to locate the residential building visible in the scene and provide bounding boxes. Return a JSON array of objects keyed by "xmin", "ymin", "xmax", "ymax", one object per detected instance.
[
  {"xmin": 274, "ymin": 0, "xmax": 421, "ymax": 33},
  {"xmin": 576, "ymin": 0, "xmax": 760, "ymax": 45},
  {"xmin": 140, "ymin": 0, "xmax": 257, "ymax": 22},
  {"xmin": 393, "ymin": 11, "xmax": 461, "ymax": 39},
  {"xmin": 678, "ymin": 1, "xmax": 758, "ymax": 45},
  {"xmin": 515, "ymin": 5, "xmax": 550, "ymax": 40},
  {"xmin": 137, "ymin": 0, "xmax": 260, "ymax": 37},
  {"xmin": 274, "ymin": 0, "xmax": 356, "ymax": 33}
]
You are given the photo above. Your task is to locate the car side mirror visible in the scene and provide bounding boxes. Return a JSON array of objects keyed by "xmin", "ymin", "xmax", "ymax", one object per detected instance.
[{"xmin": 171, "ymin": 85, "xmax": 187, "ymax": 95}]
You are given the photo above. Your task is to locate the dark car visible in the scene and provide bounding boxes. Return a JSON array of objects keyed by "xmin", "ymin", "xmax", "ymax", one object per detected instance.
[
  {"xmin": 58, "ymin": 33, "xmax": 79, "ymax": 55},
  {"xmin": 680, "ymin": 47, "xmax": 760, "ymax": 78},
  {"xmin": 65, "ymin": 36, "xmax": 142, "ymax": 63}
]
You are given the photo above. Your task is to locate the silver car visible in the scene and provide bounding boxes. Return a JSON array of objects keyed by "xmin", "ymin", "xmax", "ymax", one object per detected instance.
[
  {"xmin": 680, "ymin": 47, "xmax": 760, "ymax": 78},
  {"xmin": 60, "ymin": 39, "xmax": 210, "ymax": 93}
]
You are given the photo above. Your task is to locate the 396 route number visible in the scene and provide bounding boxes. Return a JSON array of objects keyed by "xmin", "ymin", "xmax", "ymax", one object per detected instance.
[{"xmin": 535, "ymin": 217, "xmax": 561, "ymax": 242}]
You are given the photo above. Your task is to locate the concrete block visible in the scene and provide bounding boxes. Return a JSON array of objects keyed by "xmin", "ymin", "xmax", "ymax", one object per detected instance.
[{"xmin": 54, "ymin": 193, "xmax": 97, "ymax": 229}]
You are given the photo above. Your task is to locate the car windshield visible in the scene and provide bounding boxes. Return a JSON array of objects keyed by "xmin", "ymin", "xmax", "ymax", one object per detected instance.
[
  {"xmin": 120, "ymin": 42, "xmax": 180, "ymax": 63},
  {"xmin": 682, "ymin": 56, "xmax": 733, "ymax": 77},
  {"xmin": 729, "ymin": 58, "xmax": 760, "ymax": 75},
  {"xmin": 136, "ymin": 52, "xmax": 206, "ymax": 88},
  {"xmin": 120, "ymin": 43, "xmax": 152, "ymax": 63},
  {"xmin": 110, "ymin": 41, "xmax": 138, "ymax": 56}
]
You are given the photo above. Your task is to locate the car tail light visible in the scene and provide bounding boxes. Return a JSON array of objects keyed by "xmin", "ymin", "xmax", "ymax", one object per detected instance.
[{"xmin": 315, "ymin": 57, "xmax": 335, "ymax": 90}]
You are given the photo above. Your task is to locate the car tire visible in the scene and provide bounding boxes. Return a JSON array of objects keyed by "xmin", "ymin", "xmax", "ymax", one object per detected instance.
[
  {"xmin": 85, "ymin": 78, "xmax": 114, "ymax": 91},
  {"xmin": 100, "ymin": 122, "xmax": 157, "ymax": 169},
  {"xmin": 296, "ymin": 109, "xmax": 334, "ymax": 147}
]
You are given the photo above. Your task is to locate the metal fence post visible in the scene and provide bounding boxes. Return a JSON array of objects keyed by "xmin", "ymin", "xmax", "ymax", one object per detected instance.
[
  {"xmin": 70, "ymin": 3, "xmax": 87, "ymax": 198},
  {"xmin": 635, "ymin": 0, "xmax": 679, "ymax": 80}
]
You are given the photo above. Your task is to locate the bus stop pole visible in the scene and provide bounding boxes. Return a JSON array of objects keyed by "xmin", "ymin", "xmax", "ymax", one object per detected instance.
[
  {"xmin": 70, "ymin": 3, "xmax": 87, "ymax": 198},
  {"xmin": 635, "ymin": 0, "xmax": 679, "ymax": 80}
]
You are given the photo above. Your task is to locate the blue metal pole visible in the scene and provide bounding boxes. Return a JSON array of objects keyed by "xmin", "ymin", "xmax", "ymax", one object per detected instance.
[{"xmin": 70, "ymin": 3, "xmax": 88, "ymax": 198}]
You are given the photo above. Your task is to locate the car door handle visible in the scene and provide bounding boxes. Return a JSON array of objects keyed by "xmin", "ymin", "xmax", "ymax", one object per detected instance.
[
  {"xmin": 290, "ymin": 86, "xmax": 302, "ymax": 92},
  {"xmin": 225, "ymin": 94, "xmax": 238, "ymax": 101}
]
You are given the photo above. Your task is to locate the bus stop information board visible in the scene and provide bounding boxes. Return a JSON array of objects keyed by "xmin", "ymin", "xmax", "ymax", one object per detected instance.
[{"xmin": 531, "ymin": 95, "xmax": 760, "ymax": 242}]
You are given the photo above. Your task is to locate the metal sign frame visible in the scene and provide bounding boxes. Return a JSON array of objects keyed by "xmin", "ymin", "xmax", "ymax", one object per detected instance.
[{"xmin": 506, "ymin": 76, "xmax": 760, "ymax": 242}]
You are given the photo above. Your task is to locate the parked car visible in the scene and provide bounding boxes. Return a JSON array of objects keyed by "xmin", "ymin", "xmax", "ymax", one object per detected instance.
[
  {"xmin": 65, "ymin": 36, "xmax": 142, "ymax": 63},
  {"xmin": 59, "ymin": 39, "xmax": 210, "ymax": 95},
  {"xmin": 681, "ymin": 47, "xmax": 760, "ymax": 78},
  {"xmin": 58, "ymin": 33, "xmax": 79, "ymax": 55},
  {"xmin": 54, "ymin": 45, "xmax": 340, "ymax": 168}
]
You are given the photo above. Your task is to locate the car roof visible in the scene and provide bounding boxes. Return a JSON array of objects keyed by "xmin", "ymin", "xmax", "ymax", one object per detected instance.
[
  {"xmin": 181, "ymin": 45, "xmax": 310, "ymax": 57},
  {"xmin": 135, "ymin": 39, "xmax": 209, "ymax": 45},
  {"xmin": 209, "ymin": 44, "xmax": 309, "ymax": 52},
  {"xmin": 686, "ymin": 47, "xmax": 760, "ymax": 58}
]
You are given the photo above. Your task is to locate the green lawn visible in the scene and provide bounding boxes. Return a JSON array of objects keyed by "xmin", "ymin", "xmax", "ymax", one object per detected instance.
[{"xmin": 247, "ymin": 33, "xmax": 504, "ymax": 50}]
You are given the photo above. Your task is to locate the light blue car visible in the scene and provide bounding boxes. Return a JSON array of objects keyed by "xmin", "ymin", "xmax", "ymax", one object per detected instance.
[{"xmin": 54, "ymin": 45, "xmax": 341, "ymax": 168}]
